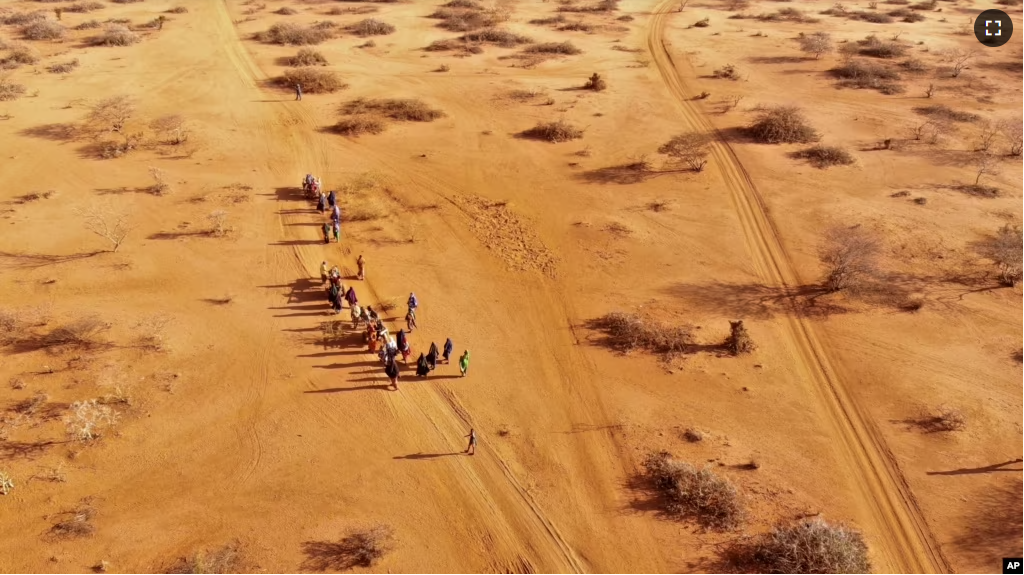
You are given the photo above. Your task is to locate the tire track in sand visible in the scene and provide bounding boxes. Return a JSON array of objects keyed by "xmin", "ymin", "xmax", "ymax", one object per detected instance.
[{"xmin": 646, "ymin": 3, "xmax": 950, "ymax": 573}]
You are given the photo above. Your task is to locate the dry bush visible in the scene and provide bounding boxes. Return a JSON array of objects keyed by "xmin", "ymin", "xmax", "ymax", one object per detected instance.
[
  {"xmin": 349, "ymin": 18, "xmax": 395, "ymax": 36},
  {"xmin": 912, "ymin": 104, "xmax": 979, "ymax": 123},
  {"xmin": 65, "ymin": 399, "xmax": 118, "ymax": 441},
  {"xmin": 939, "ymin": 47, "xmax": 976, "ymax": 78},
  {"xmin": 752, "ymin": 7, "xmax": 818, "ymax": 22},
  {"xmin": 22, "ymin": 19, "xmax": 67, "ymax": 40},
  {"xmin": 111, "ymin": 0, "xmax": 144, "ymax": 3},
  {"xmin": 520, "ymin": 119, "xmax": 583, "ymax": 142},
  {"xmin": 279, "ymin": 68, "xmax": 346, "ymax": 93},
  {"xmin": 430, "ymin": 8, "xmax": 505, "ymax": 32},
  {"xmin": 560, "ymin": 20, "xmax": 594, "ymax": 31},
  {"xmin": 287, "ymin": 48, "xmax": 328, "ymax": 66},
  {"xmin": 84, "ymin": 95, "xmax": 140, "ymax": 156},
  {"xmin": 2, "ymin": 12, "xmax": 47, "ymax": 26},
  {"xmin": 974, "ymin": 224, "xmax": 1022, "ymax": 287},
  {"xmin": 0, "ymin": 76, "xmax": 27, "ymax": 101},
  {"xmin": 150, "ymin": 114, "xmax": 190, "ymax": 144},
  {"xmin": 341, "ymin": 98, "xmax": 444, "ymax": 121},
  {"xmin": 749, "ymin": 105, "xmax": 820, "ymax": 144},
  {"xmin": 658, "ymin": 132, "xmax": 711, "ymax": 172},
  {"xmin": 529, "ymin": 14, "xmax": 567, "ymax": 24},
  {"xmin": 731, "ymin": 518, "xmax": 871, "ymax": 573},
  {"xmin": 797, "ymin": 31, "xmax": 832, "ymax": 58},
  {"xmin": 47, "ymin": 58, "xmax": 80, "ymax": 73},
  {"xmin": 302, "ymin": 526, "xmax": 395, "ymax": 570},
  {"xmin": 49, "ymin": 504, "xmax": 96, "ymax": 539},
  {"xmin": 461, "ymin": 28, "xmax": 533, "ymax": 47},
  {"xmin": 148, "ymin": 166, "xmax": 169, "ymax": 195},
  {"xmin": 13, "ymin": 392, "xmax": 49, "ymax": 416},
  {"xmin": 998, "ymin": 117, "xmax": 1023, "ymax": 156},
  {"xmin": 914, "ymin": 406, "xmax": 967, "ymax": 432},
  {"xmin": 167, "ymin": 6, "xmax": 189, "ymax": 13},
  {"xmin": 91, "ymin": 24, "xmax": 139, "ymax": 46},
  {"xmin": 0, "ymin": 471, "xmax": 13, "ymax": 495},
  {"xmin": 524, "ymin": 41, "xmax": 581, "ymax": 54},
  {"xmin": 39, "ymin": 317, "xmax": 110, "ymax": 349},
  {"xmin": 642, "ymin": 451, "xmax": 745, "ymax": 530},
  {"xmin": 713, "ymin": 63, "xmax": 739, "ymax": 79},
  {"xmin": 207, "ymin": 210, "xmax": 229, "ymax": 236},
  {"xmin": 683, "ymin": 428, "xmax": 703, "ymax": 442},
  {"xmin": 850, "ymin": 10, "xmax": 892, "ymax": 22},
  {"xmin": 900, "ymin": 57, "xmax": 927, "ymax": 72},
  {"xmin": 831, "ymin": 59, "xmax": 903, "ymax": 94},
  {"xmin": 328, "ymin": 5, "xmax": 378, "ymax": 14},
  {"xmin": 558, "ymin": 0, "xmax": 620, "ymax": 12},
  {"xmin": 819, "ymin": 225, "xmax": 879, "ymax": 292},
  {"xmin": 275, "ymin": 6, "xmax": 298, "ymax": 15},
  {"xmin": 725, "ymin": 320, "xmax": 754, "ymax": 355},
  {"xmin": 331, "ymin": 115, "xmax": 387, "ymax": 136},
  {"xmin": 75, "ymin": 202, "xmax": 135, "ymax": 251},
  {"xmin": 890, "ymin": 8, "xmax": 925, "ymax": 22},
  {"xmin": 583, "ymin": 72, "xmax": 606, "ymax": 91},
  {"xmin": 858, "ymin": 34, "xmax": 906, "ymax": 58},
  {"xmin": 589, "ymin": 311, "xmax": 693, "ymax": 353},
  {"xmin": 73, "ymin": 19, "xmax": 102, "ymax": 30},
  {"xmin": 170, "ymin": 543, "xmax": 244, "ymax": 574},
  {"xmin": 1, "ymin": 43, "xmax": 42, "ymax": 68},
  {"xmin": 255, "ymin": 22, "xmax": 334, "ymax": 45},
  {"xmin": 793, "ymin": 145, "xmax": 855, "ymax": 168}
]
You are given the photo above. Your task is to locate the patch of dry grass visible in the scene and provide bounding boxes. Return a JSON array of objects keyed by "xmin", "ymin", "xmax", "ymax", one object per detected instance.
[
  {"xmin": 286, "ymin": 48, "xmax": 328, "ymax": 67},
  {"xmin": 90, "ymin": 24, "xmax": 140, "ymax": 46},
  {"xmin": 524, "ymin": 41, "xmax": 581, "ymax": 54},
  {"xmin": 349, "ymin": 18, "xmax": 395, "ymax": 36},
  {"xmin": 340, "ymin": 98, "xmax": 445, "ymax": 121},
  {"xmin": 279, "ymin": 68, "xmax": 346, "ymax": 93},
  {"xmin": 642, "ymin": 451, "xmax": 746, "ymax": 530},
  {"xmin": 520, "ymin": 120, "xmax": 583, "ymax": 142},
  {"xmin": 255, "ymin": 22, "xmax": 335, "ymax": 45}
]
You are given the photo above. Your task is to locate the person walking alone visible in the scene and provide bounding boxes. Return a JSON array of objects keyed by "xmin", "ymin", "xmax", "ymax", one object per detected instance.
[
  {"xmin": 356, "ymin": 255, "xmax": 365, "ymax": 280},
  {"xmin": 405, "ymin": 307, "xmax": 418, "ymax": 332},
  {"xmin": 295, "ymin": 83, "xmax": 302, "ymax": 101},
  {"xmin": 459, "ymin": 350, "xmax": 470, "ymax": 377},
  {"xmin": 465, "ymin": 428, "xmax": 477, "ymax": 455}
]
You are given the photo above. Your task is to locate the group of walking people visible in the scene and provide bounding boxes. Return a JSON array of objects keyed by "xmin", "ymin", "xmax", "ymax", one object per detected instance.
[{"xmin": 305, "ymin": 174, "xmax": 343, "ymax": 244}]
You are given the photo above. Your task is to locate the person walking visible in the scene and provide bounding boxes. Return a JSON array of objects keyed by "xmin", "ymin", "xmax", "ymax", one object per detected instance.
[
  {"xmin": 459, "ymin": 350, "xmax": 470, "ymax": 377},
  {"xmin": 415, "ymin": 353, "xmax": 430, "ymax": 378},
  {"xmin": 320, "ymin": 261, "xmax": 329, "ymax": 286},
  {"xmin": 350, "ymin": 303, "xmax": 362, "ymax": 329},
  {"xmin": 356, "ymin": 255, "xmax": 365, "ymax": 280},
  {"xmin": 385, "ymin": 357, "xmax": 400, "ymax": 390},
  {"xmin": 407, "ymin": 292, "xmax": 419, "ymax": 312},
  {"xmin": 331, "ymin": 203, "xmax": 341, "ymax": 224},
  {"xmin": 344, "ymin": 286, "xmax": 358, "ymax": 308},
  {"xmin": 465, "ymin": 428, "xmax": 477, "ymax": 455},
  {"xmin": 405, "ymin": 307, "xmax": 418, "ymax": 332},
  {"xmin": 328, "ymin": 189, "xmax": 337, "ymax": 207},
  {"xmin": 321, "ymin": 222, "xmax": 330, "ymax": 244},
  {"xmin": 295, "ymin": 83, "xmax": 302, "ymax": 101},
  {"xmin": 332, "ymin": 220, "xmax": 341, "ymax": 243},
  {"xmin": 317, "ymin": 191, "xmax": 326, "ymax": 213},
  {"xmin": 426, "ymin": 342, "xmax": 439, "ymax": 371},
  {"xmin": 443, "ymin": 338, "xmax": 453, "ymax": 364}
]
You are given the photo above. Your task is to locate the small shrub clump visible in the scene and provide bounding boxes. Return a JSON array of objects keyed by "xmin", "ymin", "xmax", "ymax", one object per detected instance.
[
  {"xmin": 858, "ymin": 34, "xmax": 907, "ymax": 58},
  {"xmin": 279, "ymin": 68, "xmax": 346, "ymax": 93},
  {"xmin": 589, "ymin": 311, "xmax": 692, "ymax": 353},
  {"xmin": 0, "ymin": 77, "xmax": 27, "ymax": 101},
  {"xmin": 47, "ymin": 58, "xmax": 80, "ymax": 74},
  {"xmin": 713, "ymin": 63, "xmax": 740, "ymax": 80},
  {"xmin": 831, "ymin": 59, "xmax": 903, "ymax": 94},
  {"xmin": 287, "ymin": 48, "xmax": 328, "ymax": 67},
  {"xmin": 331, "ymin": 116, "xmax": 387, "ymax": 136},
  {"xmin": 73, "ymin": 19, "xmax": 102, "ymax": 30},
  {"xmin": 341, "ymin": 98, "xmax": 445, "ymax": 122},
  {"xmin": 733, "ymin": 518, "xmax": 871, "ymax": 573},
  {"xmin": 912, "ymin": 104, "xmax": 980, "ymax": 123},
  {"xmin": 521, "ymin": 119, "xmax": 584, "ymax": 143},
  {"xmin": 22, "ymin": 20, "xmax": 67, "ymax": 41},
  {"xmin": 794, "ymin": 145, "xmax": 855, "ymax": 168},
  {"xmin": 91, "ymin": 24, "xmax": 140, "ymax": 46},
  {"xmin": 642, "ymin": 451, "xmax": 745, "ymax": 530},
  {"xmin": 349, "ymin": 18, "xmax": 396, "ymax": 36},
  {"xmin": 583, "ymin": 72, "xmax": 606, "ymax": 91},
  {"xmin": 725, "ymin": 320, "xmax": 755, "ymax": 355},
  {"xmin": 460, "ymin": 28, "xmax": 533, "ymax": 47},
  {"xmin": 749, "ymin": 105, "xmax": 820, "ymax": 144},
  {"xmin": 524, "ymin": 41, "xmax": 582, "ymax": 54},
  {"xmin": 255, "ymin": 22, "xmax": 334, "ymax": 45}
]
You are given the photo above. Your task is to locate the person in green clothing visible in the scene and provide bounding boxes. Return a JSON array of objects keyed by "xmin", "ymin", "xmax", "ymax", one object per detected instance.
[
  {"xmin": 459, "ymin": 350, "xmax": 470, "ymax": 377},
  {"xmin": 321, "ymin": 222, "xmax": 330, "ymax": 244}
]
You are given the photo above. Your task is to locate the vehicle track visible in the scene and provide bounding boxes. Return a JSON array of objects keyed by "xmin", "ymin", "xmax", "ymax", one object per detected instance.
[{"xmin": 646, "ymin": 3, "xmax": 950, "ymax": 573}]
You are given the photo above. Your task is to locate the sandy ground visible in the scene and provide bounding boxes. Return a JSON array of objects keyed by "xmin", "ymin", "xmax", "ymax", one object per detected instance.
[{"xmin": 0, "ymin": 0, "xmax": 1020, "ymax": 572}]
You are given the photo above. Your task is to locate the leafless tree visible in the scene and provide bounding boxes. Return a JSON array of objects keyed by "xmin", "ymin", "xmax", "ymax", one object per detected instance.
[
  {"xmin": 658, "ymin": 132, "xmax": 712, "ymax": 172},
  {"xmin": 975, "ymin": 154, "xmax": 999, "ymax": 185},
  {"xmin": 84, "ymin": 95, "xmax": 142, "ymax": 156},
  {"xmin": 975, "ymin": 120, "xmax": 999, "ymax": 152},
  {"xmin": 149, "ymin": 114, "xmax": 189, "ymax": 145},
  {"xmin": 208, "ymin": 210, "xmax": 229, "ymax": 236},
  {"xmin": 924, "ymin": 83, "xmax": 935, "ymax": 98},
  {"xmin": 724, "ymin": 94, "xmax": 744, "ymax": 111},
  {"xmin": 819, "ymin": 225, "xmax": 880, "ymax": 292},
  {"xmin": 940, "ymin": 47, "xmax": 977, "ymax": 78},
  {"xmin": 148, "ymin": 167, "xmax": 169, "ymax": 195},
  {"xmin": 798, "ymin": 32, "xmax": 834, "ymax": 59},
  {"xmin": 974, "ymin": 224, "xmax": 1022, "ymax": 287},
  {"xmin": 997, "ymin": 117, "xmax": 1022, "ymax": 156},
  {"xmin": 74, "ymin": 203, "xmax": 135, "ymax": 252}
]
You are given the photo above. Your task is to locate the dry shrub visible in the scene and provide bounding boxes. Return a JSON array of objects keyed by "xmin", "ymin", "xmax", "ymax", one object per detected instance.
[
  {"xmin": 850, "ymin": 10, "xmax": 893, "ymax": 22},
  {"xmin": 73, "ymin": 19, "xmax": 102, "ymax": 30},
  {"xmin": 167, "ymin": 6, "xmax": 189, "ymax": 13},
  {"xmin": 91, "ymin": 24, "xmax": 140, "ymax": 46},
  {"xmin": 589, "ymin": 311, "xmax": 692, "ymax": 353},
  {"xmin": 64, "ymin": 1, "xmax": 105, "ymax": 12},
  {"xmin": 899, "ymin": 57, "xmax": 927, "ymax": 72},
  {"xmin": 41, "ymin": 317, "xmax": 111, "ymax": 349},
  {"xmin": 341, "ymin": 98, "xmax": 444, "ymax": 121},
  {"xmin": 275, "ymin": 6, "xmax": 298, "ymax": 15},
  {"xmin": 912, "ymin": 104, "xmax": 980, "ymax": 123},
  {"xmin": 255, "ymin": 22, "xmax": 333, "ymax": 45},
  {"xmin": 48, "ymin": 505, "xmax": 96, "ymax": 540},
  {"xmin": 1, "ymin": 43, "xmax": 42, "ymax": 68},
  {"xmin": 731, "ymin": 518, "xmax": 871, "ymax": 573},
  {"xmin": 22, "ymin": 20, "xmax": 67, "ymax": 40},
  {"xmin": 560, "ymin": 20, "xmax": 594, "ymax": 31},
  {"xmin": 831, "ymin": 59, "xmax": 903, "ymax": 93},
  {"xmin": 349, "ymin": 18, "xmax": 395, "ymax": 36},
  {"xmin": 683, "ymin": 428, "xmax": 703, "ymax": 442},
  {"xmin": 524, "ymin": 41, "xmax": 581, "ymax": 54},
  {"xmin": 302, "ymin": 526, "xmax": 395, "ymax": 570},
  {"xmin": 529, "ymin": 14, "xmax": 566, "ymax": 24},
  {"xmin": 753, "ymin": 7, "xmax": 818, "ymax": 22},
  {"xmin": 461, "ymin": 28, "xmax": 533, "ymax": 47},
  {"xmin": 725, "ymin": 320, "xmax": 754, "ymax": 355},
  {"xmin": 0, "ymin": 77, "xmax": 27, "ymax": 101},
  {"xmin": 286, "ymin": 48, "xmax": 328, "ymax": 66},
  {"xmin": 713, "ymin": 63, "xmax": 739, "ymax": 79},
  {"xmin": 331, "ymin": 115, "xmax": 387, "ymax": 136},
  {"xmin": 171, "ymin": 543, "xmax": 243, "ymax": 574},
  {"xmin": 47, "ymin": 58, "xmax": 79, "ymax": 73},
  {"xmin": 797, "ymin": 31, "xmax": 832, "ymax": 58},
  {"xmin": 749, "ymin": 105, "xmax": 819, "ymax": 144},
  {"xmin": 65, "ymin": 399, "xmax": 118, "ymax": 441},
  {"xmin": 642, "ymin": 451, "xmax": 745, "ymax": 530},
  {"xmin": 793, "ymin": 145, "xmax": 855, "ymax": 168},
  {"xmin": 819, "ymin": 225, "xmax": 879, "ymax": 292},
  {"xmin": 279, "ymin": 68, "xmax": 346, "ymax": 93},
  {"xmin": 974, "ymin": 224, "xmax": 1022, "ymax": 287},
  {"xmin": 520, "ymin": 120, "xmax": 583, "ymax": 142},
  {"xmin": 13, "ymin": 392, "xmax": 49, "ymax": 416},
  {"xmin": 150, "ymin": 114, "xmax": 190, "ymax": 144},
  {"xmin": 658, "ymin": 132, "xmax": 711, "ymax": 172},
  {"xmin": 913, "ymin": 406, "xmax": 966, "ymax": 431},
  {"xmin": 858, "ymin": 34, "xmax": 906, "ymax": 58},
  {"xmin": 328, "ymin": 5, "xmax": 378, "ymax": 14},
  {"xmin": 111, "ymin": 0, "xmax": 144, "ymax": 3},
  {"xmin": 558, "ymin": 0, "xmax": 620, "ymax": 12},
  {"xmin": 446, "ymin": 0, "xmax": 483, "ymax": 7},
  {"xmin": 3, "ymin": 12, "xmax": 47, "ymax": 26},
  {"xmin": 583, "ymin": 72, "xmax": 606, "ymax": 91}
]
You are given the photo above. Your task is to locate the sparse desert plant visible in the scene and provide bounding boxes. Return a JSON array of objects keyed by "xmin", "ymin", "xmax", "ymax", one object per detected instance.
[
  {"xmin": 22, "ymin": 20, "xmax": 67, "ymax": 41},
  {"xmin": 91, "ymin": 24, "xmax": 140, "ymax": 46},
  {"xmin": 150, "ymin": 114, "xmax": 190, "ymax": 145},
  {"xmin": 793, "ymin": 144, "xmax": 855, "ymax": 168},
  {"xmin": 1, "ymin": 43, "xmax": 42, "ymax": 68},
  {"xmin": 460, "ymin": 28, "xmax": 533, "ymax": 47},
  {"xmin": 167, "ymin": 6, "xmax": 189, "ymax": 13},
  {"xmin": 713, "ymin": 63, "xmax": 740, "ymax": 79},
  {"xmin": 65, "ymin": 399, "xmax": 118, "ymax": 441},
  {"xmin": 84, "ymin": 95, "xmax": 140, "ymax": 156},
  {"xmin": 819, "ymin": 225, "xmax": 879, "ymax": 292},
  {"xmin": 583, "ymin": 72, "xmax": 607, "ymax": 91},
  {"xmin": 75, "ymin": 202, "xmax": 135, "ymax": 252},
  {"xmin": 255, "ymin": 22, "xmax": 334, "ymax": 45},
  {"xmin": 975, "ymin": 224, "xmax": 1022, "ymax": 287},
  {"xmin": 997, "ymin": 117, "xmax": 1022, "ymax": 156},
  {"xmin": 524, "ymin": 41, "xmax": 581, "ymax": 54},
  {"xmin": 749, "ymin": 105, "xmax": 820, "ymax": 144},
  {"xmin": 34, "ymin": 463, "xmax": 68, "ymax": 483},
  {"xmin": 559, "ymin": 20, "xmax": 594, "ymax": 31},
  {"xmin": 349, "ymin": 18, "xmax": 395, "ymax": 36},
  {"xmin": 725, "ymin": 320, "xmax": 754, "ymax": 355},
  {"xmin": 435, "ymin": 63, "xmax": 450, "ymax": 72},
  {"xmin": 207, "ymin": 210, "xmax": 229, "ymax": 236},
  {"xmin": 974, "ymin": 153, "xmax": 999, "ymax": 186},
  {"xmin": 642, "ymin": 451, "xmax": 745, "ymax": 530},
  {"xmin": 275, "ymin": 6, "xmax": 298, "ymax": 15},
  {"xmin": 732, "ymin": 518, "xmax": 871, "ymax": 573},
  {"xmin": 974, "ymin": 120, "xmax": 999, "ymax": 152},
  {"xmin": 40, "ymin": 317, "xmax": 110, "ymax": 349},
  {"xmin": 658, "ymin": 132, "xmax": 712, "ymax": 172},
  {"xmin": 529, "ymin": 14, "xmax": 567, "ymax": 25},
  {"xmin": 589, "ymin": 311, "xmax": 693, "ymax": 353},
  {"xmin": 0, "ymin": 471, "xmax": 12, "ymax": 495},
  {"xmin": 47, "ymin": 58, "xmax": 80, "ymax": 74},
  {"xmin": 831, "ymin": 59, "xmax": 903, "ymax": 93},
  {"xmin": 13, "ymin": 391, "xmax": 49, "ymax": 416},
  {"xmin": 331, "ymin": 115, "xmax": 387, "ymax": 136},
  {"xmin": 940, "ymin": 47, "xmax": 976, "ymax": 77},
  {"xmin": 341, "ymin": 98, "xmax": 444, "ymax": 121},
  {"xmin": 2, "ymin": 12, "xmax": 47, "ymax": 26},
  {"xmin": 858, "ymin": 34, "xmax": 906, "ymax": 58},
  {"xmin": 279, "ymin": 68, "xmax": 346, "ymax": 93},
  {"xmin": 73, "ymin": 19, "xmax": 102, "ymax": 30},
  {"xmin": 48, "ymin": 504, "xmax": 96, "ymax": 539},
  {"xmin": 798, "ymin": 31, "xmax": 833, "ymax": 59},
  {"xmin": 520, "ymin": 119, "xmax": 584, "ymax": 142},
  {"xmin": 913, "ymin": 104, "xmax": 979, "ymax": 123},
  {"xmin": 694, "ymin": 16, "xmax": 710, "ymax": 27},
  {"xmin": 171, "ymin": 543, "xmax": 244, "ymax": 574},
  {"xmin": 0, "ymin": 76, "xmax": 27, "ymax": 101},
  {"xmin": 302, "ymin": 525, "xmax": 395, "ymax": 570},
  {"xmin": 287, "ymin": 48, "xmax": 328, "ymax": 67},
  {"xmin": 148, "ymin": 166, "xmax": 169, "ymax": 195}
]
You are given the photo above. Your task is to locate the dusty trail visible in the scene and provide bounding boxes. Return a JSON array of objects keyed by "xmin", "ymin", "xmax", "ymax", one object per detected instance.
[{"xmin": 646, "ymin": 3, "xmax": 951, "ymax": 573}]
